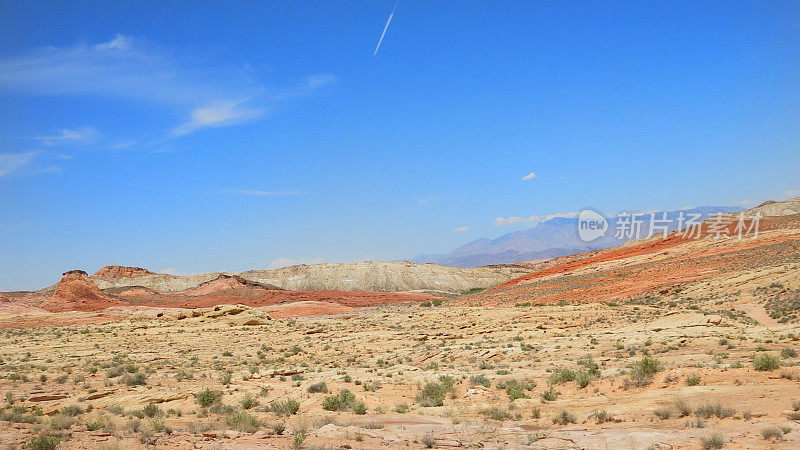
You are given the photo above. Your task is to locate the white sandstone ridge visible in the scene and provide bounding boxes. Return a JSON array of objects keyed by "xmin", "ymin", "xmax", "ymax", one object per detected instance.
[
  {"xmin": 85, "ymin": 261, "xmax": 532, "ymax": 294},
  {"xmin": 745, "ymin": 195, "xmax": 800, "ymax": 217}
]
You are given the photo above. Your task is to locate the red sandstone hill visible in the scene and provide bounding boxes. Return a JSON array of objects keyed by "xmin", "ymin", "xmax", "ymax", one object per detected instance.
[
  {"xmin": 42, "ymin": 270, "xmax": 124, "ymax": 312},
  {"xmin": 177, "ymin": 274, "xmax": 280, "ymax": 296},
  {"xmin": 92, "ymin": 265, "xmax": 155, "ymax": 279}
]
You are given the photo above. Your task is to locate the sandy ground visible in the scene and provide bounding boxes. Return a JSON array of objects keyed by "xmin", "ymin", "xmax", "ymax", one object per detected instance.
[{"xmin": 1, "ymin": 298, "xmax": 800, "ymax": 449}]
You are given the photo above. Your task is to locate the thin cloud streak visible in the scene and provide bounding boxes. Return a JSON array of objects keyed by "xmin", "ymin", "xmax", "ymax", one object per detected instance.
[
  {"xmin": 374, "ymin": 1, "xmax": 399, "ymax": 55},
  {"xmin": 226, "ymin": 189, "xmax": 307, "ymax": 197},
  {"xmin": 33, "ymin": 127, "xmax": 100, "ymax": 145},
  {"xmin": 0, "ymin": 151, "xmax": 39, "ymax": 176}
]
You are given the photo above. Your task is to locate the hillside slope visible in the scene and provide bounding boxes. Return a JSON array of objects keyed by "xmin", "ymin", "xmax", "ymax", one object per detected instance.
[
  {"xmin": 456, "ymin": 199, "xmax": 800, "ymax": 310},
  {"xmin": 88, "ymin": 261, "xmax": 531, "ymax": 295}
]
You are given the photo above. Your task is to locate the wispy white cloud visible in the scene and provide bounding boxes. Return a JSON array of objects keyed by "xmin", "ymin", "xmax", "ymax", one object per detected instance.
[
  {"xmin": 33, "ymin": 127, "xmax": 100, "ymax": 145},
  {"xmin": 0, "ymin": 34, "xmax": 254, "ymax": 105},
  {"xmin": 493, "ymin": 215, "xmax": 540, "ymax": 226},
  {"xmin": 453, "ymin": 226, "xmax": 469, "ymax": 233},
  {"xmin": 173, "ymin": 99, "xmax": 263, "ymax": 136},
  {"xmin": 521, "ymin": 171, "xmax": 536, "ymax": 181},
  {"xmin": 0, "ymin": 35, "xmax": 335, "ymax": 137},
  {"xmin": 784, "ymin": 189, "xmax": 800, "ymax": 199},
  {"xmin": 110, "ymin": 141, "xmax": 137, "ymax": 149},
  {"xmin": 160, "ymin": 267, "xmax": 197, "ymax": 276},
  {"xmin": 226, "ymin": 189, "xmax": 307, "ymax": 197},
  {"xmin": 544, "ymin": 211, "xmax": 580, "ymax": 220},
  {"xmin": 418, "ymin": 195, "xmax": 442, "ymax": 206},
  {"xmin": 0, "ymin": 151, "xmax": 39, "ymax": 176}
]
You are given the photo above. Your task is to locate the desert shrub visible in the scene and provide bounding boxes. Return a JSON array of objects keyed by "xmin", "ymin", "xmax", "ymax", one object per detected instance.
[
  {"xmin": 353, "ymin": 401, "xmax": 367, "ymax": 415},
  {"xmin": 623, "ymin": 356, "xmax": 661, "ymax": 388},
  {"xmin": 269, "ymin": 398, "xmax": 300, "ymax": 416},
  {"xmin": 416, "ymin": 376, "xmax": 456, "ymax": 407},
  {"xmin": 701, "ymin": 433, "xmax": 725, "ymax": 449},
  {"xmin": 761, "ymin": 427, "xmax": 784, "ymax": 441},
  {"xmin": 552, "ymin": 410, "xmax": 577, "ymax": 425},
  {"xmin": 469, "ymin": 375, "xmax": 491, "ymax": 388},
  {"xmin": 420, "ymin": 433, "xmax": 436, "ymax": 448},
  {"xmin": 394, "ymin": 403, "xmax": 409, "ymax": 413},
  {"xmin": 540, "ymin": 387, "xmax": 559, "ymax": 402},
  {"xmin": 576, "ymin": 370, "xmax": 594, "ymax": 388},
  {"xmin": 577, "ymin": 356, "xmax": 601, "ymax": 376},
  {"xmin": 196, "ymin": 388, "xmax": 222, "ymax": 407},
  {"xmin": 694, "ymin": 402, "xmax": 735, "ymax": 419},
  {"xmin": 531, "ymin": 407, "xmax": 541, "ymax": 419},
  {"xmin": 142, "ymin": 403, "xmax": 159, "ymax": 418},
  {"xmin": 227, "ymin": 411, "xmax": 260, "ymax": 433},
  {"xmin": 654, "ymin": 407, "xmax": 672, "ymax": 420},
  {"xmin": 307, "ymin": 382, "xmax": 328, "ymax": 393},
  {"xmin": 592, "ymin": 409, "xmax": 612, "ymax": 423},
  {"xmin": 675, "ymin": 399, "xmax": 693, "ymax": 417},
  {"xmin": 123, "ymin": 372, "xmax": 146, "ymax": 386},
  {"xmin": 292, "ymin": 426, "xmax": 307, "ymax": 449},
  {"xmin": 106, "ymin": 366, "xmax": 124, "ymax": 378},
  {"xmin": 240, "ymin": 394, "xmax": 258, "ymax": 410},
  {"xmin": 496, "ymin": 379, "xmax": 535, "ymax": 401},
  {"xmin": 362, "ymin": 381, "xmax": 382, "ymax": 392},
  {"xmin": 782, "ymin": 348, "xmax": 797, "ymax": 358},
  {"xmin": 548, "ymin": 368, "xmax": 576, "ymax": 385},
  {"xmin": 25, "ymin": 433, "xmax": 66, "ymax": 450},
  {"xmin": 631, "ymin": 356, "xmax": 661, "ymax": 376},
  {"xmin": 686, "ymin": 374, "xmax": 702, "ymax": 386},
  {"xmin": 322, "ymin": 390, "xmax": 357, "ymax": 411},
  {"xmin": 49, "ymin": 413, "xmax": 74, "ymax": 430},
  {"xmin": 481, "ymin": 406, "xmax": 512, "ymax": 421},
  {"xmin": 753, "ymin": 354, "xmax": 780, "ymax": 371},
  {"xmin": 420, "ymin": 301, "xmax": 432, "ymax": 307}
]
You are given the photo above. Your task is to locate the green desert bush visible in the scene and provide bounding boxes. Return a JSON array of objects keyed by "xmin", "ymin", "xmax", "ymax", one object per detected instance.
[
  {"xmin": 307, "ymin": 382, "xmax": 328, "ymax": 393},
  {"xmin": 548, "ymin": 368, "xmax": 576, "ymax": 385},
  {"xmin": 753, "ymin": 354, "xmax": 780, "ymax": 371},
  {"xmin": 416, "ymin": 376, "xmax": 456, "ymax": 407},
  {"xmin": 269, "ymin": 398, "xmax": 300, "ymax": 416},
  {"xmin": 196, "ymin": 389, "xmax": 222, "ymax": 407},
  {"xmin": 227, "ymin": 411, "xmax": 260, "ymax": 433},
  {"xmin": 552, "ymin": 410, "xmax": 577, "ymax": 425},
  {"xmin": 322, "ymin": 390, "xmax": 357, "ymax": 411}
]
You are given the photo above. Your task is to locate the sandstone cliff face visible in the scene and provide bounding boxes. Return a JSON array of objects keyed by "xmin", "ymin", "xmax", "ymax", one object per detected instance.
[
  {"xmin": 89, "ymin": 262, "xmax": 532, "ymax": 294},
  {"xmin": 43, "ymin": 270, "xmax": 123, "ymax": 312},
  {"xmin": 92, "ymin": 265, "xmax": 155, "ymax": 279}
]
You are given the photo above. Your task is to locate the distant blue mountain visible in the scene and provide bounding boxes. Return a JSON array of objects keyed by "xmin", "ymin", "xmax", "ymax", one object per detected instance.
[{"xmin": 412, "ymin": 206, "xmax": 741, "ymax": 268}]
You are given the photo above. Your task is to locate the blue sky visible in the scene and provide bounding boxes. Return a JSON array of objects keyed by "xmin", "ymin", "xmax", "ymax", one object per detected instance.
[{"xmin": 1, "ymin": 1, "xmax": 799, "ymax": 290}]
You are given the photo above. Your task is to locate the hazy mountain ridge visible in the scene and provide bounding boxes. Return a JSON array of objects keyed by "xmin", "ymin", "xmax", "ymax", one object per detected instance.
[{"xmin": 413, "ymin": 206, "xmax": 740, "ymax": 268}]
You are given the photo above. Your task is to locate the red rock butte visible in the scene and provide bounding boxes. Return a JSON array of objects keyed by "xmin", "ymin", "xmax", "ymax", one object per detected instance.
[
  {"xmin": 44, "ymin": 270, "xmax": 123, "ymax": 312},
  {"xmin": 92, "ymin": 265, "xmax": 155, "ymax": 279}
]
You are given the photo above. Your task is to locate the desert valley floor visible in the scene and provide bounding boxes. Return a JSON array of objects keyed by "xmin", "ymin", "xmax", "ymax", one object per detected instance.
[{"xmin": 1, "ymin": 199, "xmax": 800, "ymax": 449}]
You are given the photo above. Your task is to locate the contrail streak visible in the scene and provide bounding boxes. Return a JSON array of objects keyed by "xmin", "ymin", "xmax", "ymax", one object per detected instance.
[{"xmin": 374, "ymin": 0, "xmax": 399, "ymax": 55}]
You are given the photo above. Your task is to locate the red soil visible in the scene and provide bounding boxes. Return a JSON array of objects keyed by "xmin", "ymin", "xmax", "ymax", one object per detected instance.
[
  {"xmin": 495, "ymin": 215, "xmax": 788, "ymax": 290},
  {"xmin": 461, "ymin": 215, "xmax": 800, "ymax": 306}
]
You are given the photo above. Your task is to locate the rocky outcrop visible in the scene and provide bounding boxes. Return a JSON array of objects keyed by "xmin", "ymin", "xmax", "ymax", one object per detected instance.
[
  {"xmin": 92, "ymin": 265, "xmax": 155, "ymax": 279},
  {"xmin": 43, "ymin": 270, "xmax": 123, "ymax": 312},
  {"xmin": 90, "ymin": 261, "xmax": 532, "ymax": 294},
  {"xmin": 177, "ymin": 274, "xmax": 280, "ymax": 296},
  {"xmin": 745, "ymin": 196, "xmax": 800, "ymax": 217}
]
